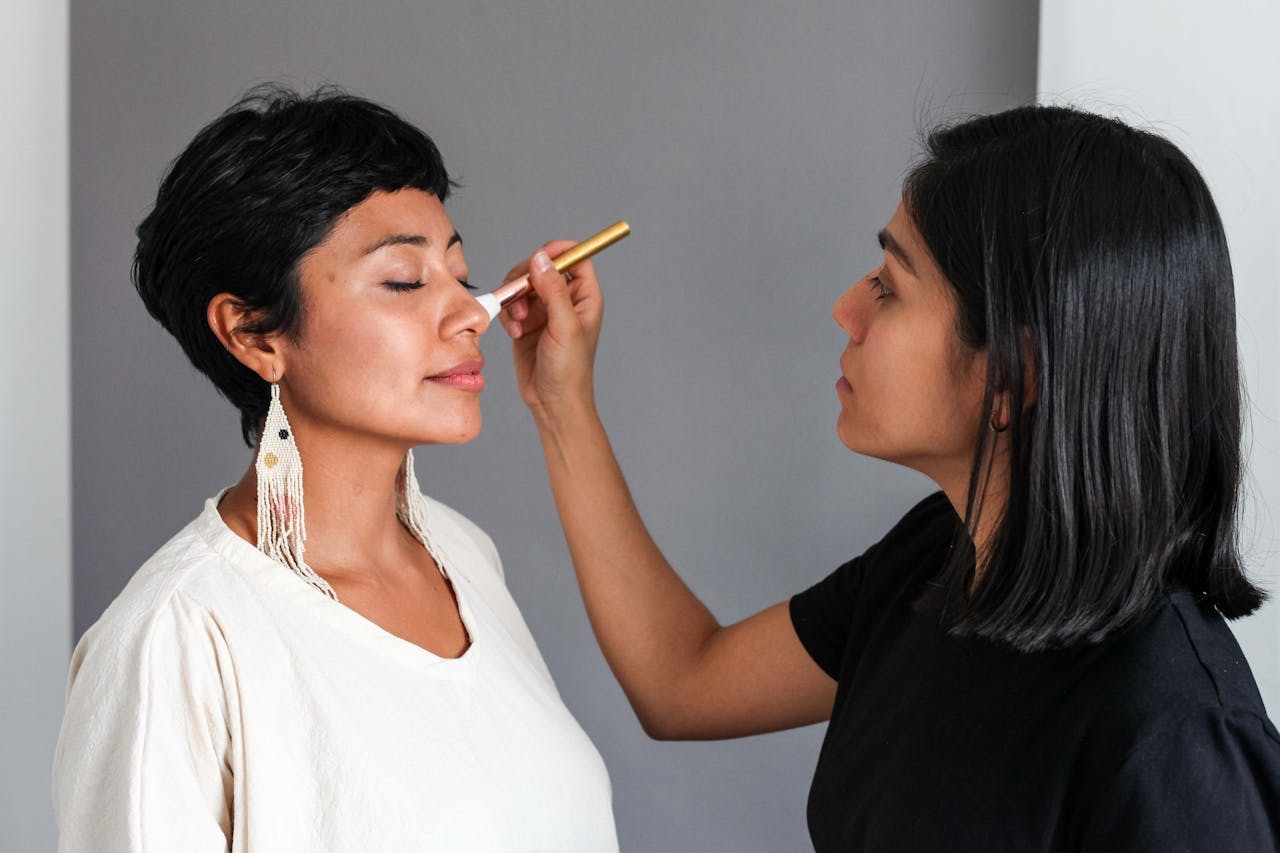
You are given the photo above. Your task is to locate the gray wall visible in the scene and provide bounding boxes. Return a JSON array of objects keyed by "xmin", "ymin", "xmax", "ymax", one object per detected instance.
[
  {"xmin": 5, "ymin": 3, "xmax": 69, "ymax": 850},
  {"xmin": 71, "ymin": 2, "xmax": 1037, "ymax": 848}
]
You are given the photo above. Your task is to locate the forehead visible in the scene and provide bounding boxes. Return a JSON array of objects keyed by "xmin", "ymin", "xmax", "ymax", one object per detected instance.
[
  {"xmin": 884, "ymin": 203, "xmax": 946, "ymax": 285},
  {"xmin": 885, "ymin": 202, "xmax": 930, "ymax": 262},
  {"xmin": 315, "ymin": 188, "xmax": 455, "ymax": 260},
  {"xmin": 878, "ymin": 203, "xmax": 965, "ymax": 338}
]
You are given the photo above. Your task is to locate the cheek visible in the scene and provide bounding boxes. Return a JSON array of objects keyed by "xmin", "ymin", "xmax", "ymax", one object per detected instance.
[
  {"xmin": 876, "ymin": 320, "xmax": 971, "ymax": 420},
  {"xmin": 293, "ymin": 304, "xmax": 427, "ymax": 401},
  {"xmin": 344, "ymin": 295, "xmax": 427, "ymax": 352},
  {"xmin": 915, "ymin": 347, "xmax": 987, "ymax": 451}
]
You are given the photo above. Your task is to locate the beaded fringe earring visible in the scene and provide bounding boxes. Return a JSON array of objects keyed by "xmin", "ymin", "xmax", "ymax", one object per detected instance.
[
  {"xmin": 255, "ymin": 382, "xmax": 337, "ymax": 599},
  {"xmin": 256, "ymin": 382, "xmax": 440, "ymax": 596},
  {"xmin": 396, "ymin": 448, "xmax": 438, "ymax": 563}
]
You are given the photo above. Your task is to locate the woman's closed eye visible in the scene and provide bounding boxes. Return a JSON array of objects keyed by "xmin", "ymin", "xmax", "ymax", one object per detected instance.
[
  {"xmin": 383, "ymin": 278, "xmax": 476, "ymax": 292},
  {"xmin": 384, "ymin": 280, "xmax": 424, "ymax": 292},
  {"xmin": 869, "ymin": 275, "xmax": 892, "ymax": 302}
]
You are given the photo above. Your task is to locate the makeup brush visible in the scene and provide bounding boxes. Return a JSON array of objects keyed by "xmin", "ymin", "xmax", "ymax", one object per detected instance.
[{"xmin": 476, "ymin": 221, "xmax": 631, "ymax": 320}]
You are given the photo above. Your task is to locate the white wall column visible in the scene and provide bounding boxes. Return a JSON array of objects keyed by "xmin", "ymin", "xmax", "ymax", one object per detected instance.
[
  {"xmin": 1, "ymin": 1, "xmax": 71, "ymax": 849},
  {"xmin": 1038, "ymin": 0, "xmax": 1280, "ymax": 714}
]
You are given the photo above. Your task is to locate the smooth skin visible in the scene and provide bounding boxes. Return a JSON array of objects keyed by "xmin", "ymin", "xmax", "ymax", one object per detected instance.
[
  {"xmin": 499, "ymin": 202, "xmax": 1015, "ymax": 739},
  {"xmin": 209, "ymin": 188, "xmax": 487, "ymax": 659}
]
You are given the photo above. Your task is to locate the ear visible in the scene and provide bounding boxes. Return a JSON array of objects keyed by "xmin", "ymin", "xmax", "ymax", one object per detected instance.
[
  {"xmin": 990, "ymin": 332, "xmax": 1038, "ymax": 431},
  {"xmin": 206, "ymin": 293, "xmax": 287, "ymax": 382},
  {"xmin": 990, "ymin": 390, "xmax": 1013, "ymax": 432}
]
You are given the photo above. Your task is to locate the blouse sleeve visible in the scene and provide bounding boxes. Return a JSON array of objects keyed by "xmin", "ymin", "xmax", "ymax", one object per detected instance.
[
  {"xmin": 54, "ymin": 589, "xmax": 235, "ymax": 852},
  {"xmin": 1082, "ymin": 708, "xmax": 1280, "ymax": 851},
  {"xmin": 788, "ymin": 491, "xmax": 958, "ymax": 680}
]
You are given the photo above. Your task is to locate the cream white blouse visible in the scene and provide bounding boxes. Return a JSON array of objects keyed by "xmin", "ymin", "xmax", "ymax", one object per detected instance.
[{"xmin": 53, "ymin": 489, "xmax": 617, "ymax": 852}]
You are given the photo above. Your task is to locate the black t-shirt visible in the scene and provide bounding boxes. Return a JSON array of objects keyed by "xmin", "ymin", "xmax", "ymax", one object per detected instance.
[{"xmin": 790, "ymin": 492, "xmax": 1280, "ymax": 852}]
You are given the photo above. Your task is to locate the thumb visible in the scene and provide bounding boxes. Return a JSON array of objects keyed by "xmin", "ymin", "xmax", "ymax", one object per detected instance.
[{"xmin": 527, "ymin": 250, "xmax": 578, "ymax": 334}]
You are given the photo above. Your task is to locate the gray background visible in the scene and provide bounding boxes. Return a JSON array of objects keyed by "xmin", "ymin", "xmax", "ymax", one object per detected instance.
[
  {"xmin": 71, "ymin": 1, "xmax": 1037, "ymax": 848},
  {"xmin": 4, "ymin": 3, "xmax": 69, "ymax": 852}
]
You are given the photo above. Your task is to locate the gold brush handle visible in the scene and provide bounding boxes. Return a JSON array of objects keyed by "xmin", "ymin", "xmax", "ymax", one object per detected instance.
[{"xmin": 552, "ymin": 221, "xmax": 631, "ymax": 272}]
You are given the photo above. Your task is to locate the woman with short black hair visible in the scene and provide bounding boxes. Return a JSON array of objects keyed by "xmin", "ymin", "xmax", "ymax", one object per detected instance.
[
  {"xmin": 499, "ymin": 104, "xmax": 1280, "ymax": 849},
  {"xmin": 53, "ymin": 86, "xmax": 618, "ymax": 851}
]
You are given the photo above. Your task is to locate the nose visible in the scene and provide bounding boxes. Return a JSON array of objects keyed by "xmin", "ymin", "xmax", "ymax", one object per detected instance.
[
  {"xmin": 833, "ymin": 274, "xmax": 873, "ymax": 343},
  {"xmin": 442, "ymin": 279, "xmax": 492, "ymax": 339}
]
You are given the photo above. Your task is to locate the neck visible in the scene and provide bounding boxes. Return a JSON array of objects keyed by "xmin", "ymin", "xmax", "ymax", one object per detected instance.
[
  {"xmin": 220, "ymin": 420, "xmax": 421, "ymax": 581},
  {"xmin": 931, "ymin": 436, "xmax": 1010, "ymax": 590}
]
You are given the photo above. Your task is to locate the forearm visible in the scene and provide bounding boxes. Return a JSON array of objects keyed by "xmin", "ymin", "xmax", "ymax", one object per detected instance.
[
  {"xmin": 533, "ymin": 401, "xmax": 721, "ymax": 734},
  {"xmin": 504, "ymin": 253, "xmax": 833, "ymax": 740}
]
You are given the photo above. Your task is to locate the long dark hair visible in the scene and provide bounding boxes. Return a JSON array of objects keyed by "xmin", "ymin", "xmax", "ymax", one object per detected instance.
[{"xmin": 906, "ymin": 105, "xmax": 1265, "ymax": 651}]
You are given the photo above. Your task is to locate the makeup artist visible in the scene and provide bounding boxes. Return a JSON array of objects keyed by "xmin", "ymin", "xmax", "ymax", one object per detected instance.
[{"xmin": 500, "ymin": 105, "xmax": 1280, "ymax": 850}]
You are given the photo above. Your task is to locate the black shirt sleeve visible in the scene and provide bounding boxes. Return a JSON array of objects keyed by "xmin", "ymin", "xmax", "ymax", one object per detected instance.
[
  {"xmin": 789, "ymin": 555, "xmax": 866, "ymax": 679},
  {"xmin": 1082, "ymin": 708, "xmax": 1280, "ymax": 851},
  {"xmin": 788, "ymin": 491, "xmax": 959, "ymax": 680}
]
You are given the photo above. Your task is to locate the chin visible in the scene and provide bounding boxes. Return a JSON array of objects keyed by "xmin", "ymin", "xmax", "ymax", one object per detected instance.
[
  {"xmin": 835, "ymin": 414, "xmax": 863, "ymax": 453},
  {"xmin": 834, "ymin": 427, "xmax": 865, "ymax": 455},
  {"xmin": 836, "ymin": 418, "xmax": 890, "ymax": 460},
  {"xmin": 423, "ymin": 417, "xmax": 482, "ymax": 446},
  {"xmin": 403, "ymin": 401, "xmax": 482, "ymax": 446}
]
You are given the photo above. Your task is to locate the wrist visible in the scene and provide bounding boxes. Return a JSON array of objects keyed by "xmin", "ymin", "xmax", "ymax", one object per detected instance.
[{"xmin": 531, "ymin": 394, "xmax": 600, "ymax": 436}]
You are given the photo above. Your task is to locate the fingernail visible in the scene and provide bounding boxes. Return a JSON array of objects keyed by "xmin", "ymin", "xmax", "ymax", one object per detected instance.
[{"xmin": 533, "ymin": 251, "xmax": 554, "ymax": 273}]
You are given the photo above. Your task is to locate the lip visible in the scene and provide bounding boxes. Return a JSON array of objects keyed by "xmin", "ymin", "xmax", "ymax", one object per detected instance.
[
  {"xmin": 428, "ymin": 358, "xmax": 484, "ymax": 378},
  {"xmin": 836, "ymin": 356, "xmax": 853, "ymax": 394},
  {"xmin": 426, "ymin": 358, "xmax": 485, "ymax": 390}
]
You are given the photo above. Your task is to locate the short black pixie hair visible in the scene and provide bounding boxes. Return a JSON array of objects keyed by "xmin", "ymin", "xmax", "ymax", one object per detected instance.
[
  {"xmin": 133, "ymin": 84, "xmax": 455, "ymax": 446},
  {"xmin": 906, "ymin": 105, "xmax": 1265, "ymax": 651}
]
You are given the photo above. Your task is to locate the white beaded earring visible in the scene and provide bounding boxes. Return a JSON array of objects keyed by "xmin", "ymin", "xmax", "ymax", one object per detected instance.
[
  {"xmin": 396, "ymin": 448, "xmax": 435, "ymax": 554},
  {"xmin": 255, "ymin": 380, "xmax": 337, "ymax": 599}
]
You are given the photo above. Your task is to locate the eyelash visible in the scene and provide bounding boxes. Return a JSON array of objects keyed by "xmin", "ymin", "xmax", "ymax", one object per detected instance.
[
  {"xmin": 869, "ymin": 274, "xmax": 892, "ymax": 302},
  {"xmin": 384, "ymin": 279, "xmax": 475, "ymax": 292}
]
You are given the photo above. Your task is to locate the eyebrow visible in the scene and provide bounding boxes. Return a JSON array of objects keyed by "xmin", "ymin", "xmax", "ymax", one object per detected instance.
[
  {"xmin": 361, "ymin": 231, "xmax": 463, "ymax": 256},
  {"xmin": 877, "ymin": 228, "xmax": 916, "ymax": 276}
]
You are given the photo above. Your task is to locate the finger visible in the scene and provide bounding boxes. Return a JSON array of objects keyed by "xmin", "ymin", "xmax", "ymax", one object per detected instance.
[
  {"xmin": 504, "ymin": 239, "xmax": 582, "ymax": 285},
  {"xmin": 540, "ymin": 238, "xmax": 578, "ymax": 257},
  {"xmin": 561, "ymin": 257, "xmax": 601, "ymax": 301},
  {"xmin": 526, "ymin": 250, "xmax": 578, "ymax": 333},
  {"xmin": 504, "ymin": 259, "xmax": 530, "ymax": 284},
  {"xmin": 497, "ymin": 302, "xmax": 523, "ymax": 326},
  {"xmin": 515, "ymin": 289, "xmax": 549, "ymax": 334},
  {"xmin": 501, "ymin": 290, "xmax": 548, "ymax": 335},
  {"xmin": 504, "ymin": 238, "xmax": 571, "ymax": 283}
]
